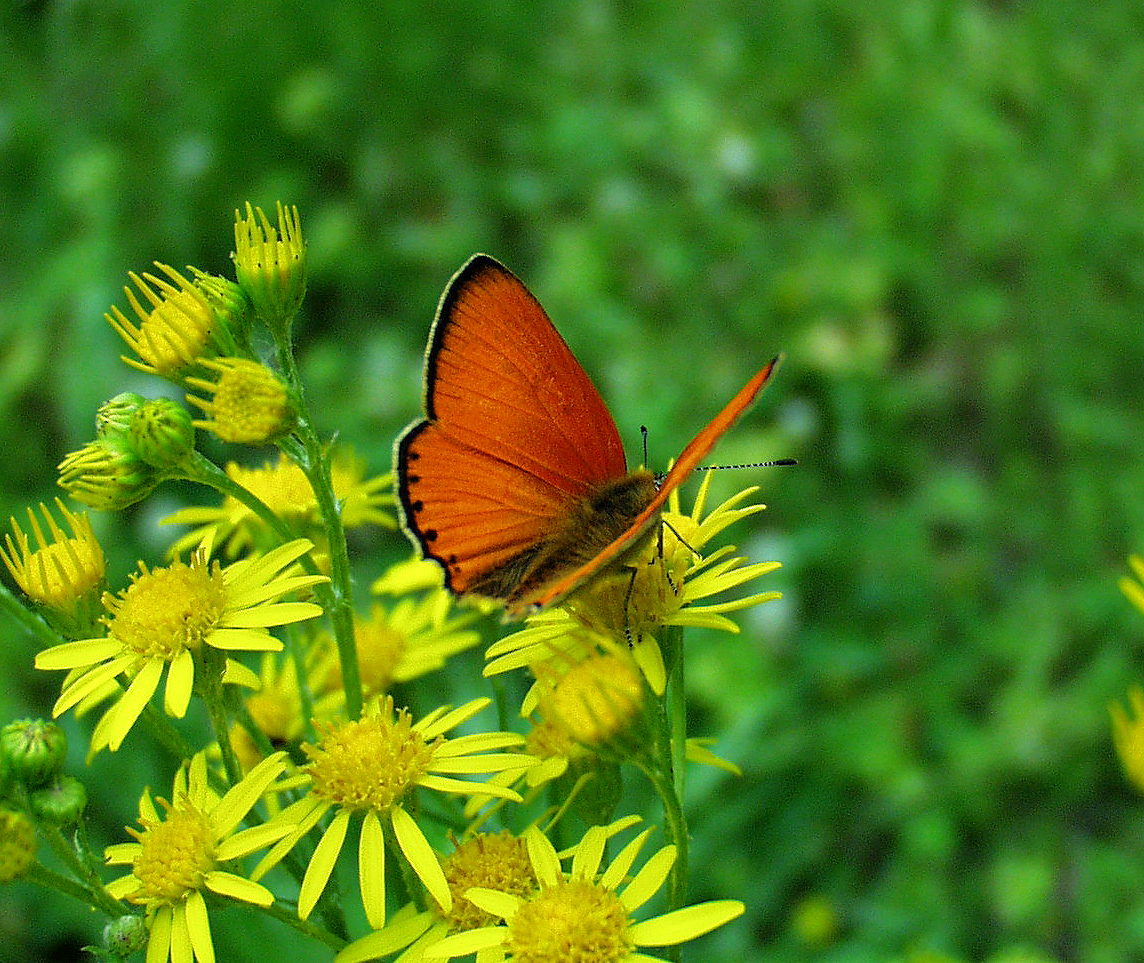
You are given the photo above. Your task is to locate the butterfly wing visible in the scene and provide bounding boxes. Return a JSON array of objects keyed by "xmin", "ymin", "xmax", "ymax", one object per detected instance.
[
  {"xmin": 397, "ymin": 254, "xmax": 630, "ymax": 597},
  {"xmin": 510, "ymin": 354, "xmax": 782, "ymax": 616}
]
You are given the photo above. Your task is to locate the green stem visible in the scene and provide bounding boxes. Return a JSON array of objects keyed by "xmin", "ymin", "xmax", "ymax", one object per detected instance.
[
  {"xmin": 650, "ymin": 625, "xmax": 689, "ymax": 917},
  {"xmin": 0, "ymin": 581, "xmax": 63, "ymax": 649},
  {"xmin": 26, "ymin": 856, "xmax": 123, "ymax": 918},
  {"xmin": 273, "ymin": 353, "xmax": 361, "ymax": 720},
  {"xmin": 254, "ymin": 898, "xmax": 346, "ymax": 950},
  {"xmin": 40, "ymin": 825, "xmax": 124, "ymax": 917}
]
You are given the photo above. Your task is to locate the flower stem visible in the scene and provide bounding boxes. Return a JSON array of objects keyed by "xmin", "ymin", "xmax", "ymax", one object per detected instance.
[{"xmin": 0, "ymin": 581, "xmax": 62, "ymax": 649}]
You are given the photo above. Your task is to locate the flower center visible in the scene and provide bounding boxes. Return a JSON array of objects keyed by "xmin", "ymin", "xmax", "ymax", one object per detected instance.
[
  {"xmin": 506, "ymin": 879, "xmax": 632, "ymax": 963},
  {"xmin": 130, "ymin": 796, "xmax": 216, "ymax": 904},
  {"xmin": 197, "ymin": 359, "xmax": 290, "ymax": 444},
  {"xmin": 442, "ymin": 831, "xmax": 536, "ymax": 931},
  {"xmin": 108, "ymin": 556, "xmax": 227, "ymax": 659},
  {"xmin": 303, "ymin": 701, "xmax": 434, "ymax": 811}
]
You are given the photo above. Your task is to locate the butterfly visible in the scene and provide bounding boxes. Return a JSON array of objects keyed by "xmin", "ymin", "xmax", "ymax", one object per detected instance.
[{"xmin": 395, "ymin": 254, "xmax": 781, "ymax": 619}]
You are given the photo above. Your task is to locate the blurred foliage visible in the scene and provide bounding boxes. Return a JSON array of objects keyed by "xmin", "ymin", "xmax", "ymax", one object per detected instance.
[{"xmin": 2, "ymin": 0, "xmax": 1144, "ymax": 961}]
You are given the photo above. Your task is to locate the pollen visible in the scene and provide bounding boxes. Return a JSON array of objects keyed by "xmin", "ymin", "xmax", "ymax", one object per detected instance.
[
  {"xmin": 186, "ymin": 357, "xmax": 292, "ymax": 444},
  {"xmin": 442, "ymin": 831, "xmax": 536, "ymax": 931},
  {"xmin": 128, "ymin": 796, "xmax": 216, "ymax": 904},
  {"xmin": 106, "ymin": 554, "xmax": 227, "ymax": 660},
  {"xmin": 303, "ymin": 697, "xmax": 435, "ymax": 811},
  {"xmin": 505, "ymin": 879, "xmax": 632, "ymax": 963}
]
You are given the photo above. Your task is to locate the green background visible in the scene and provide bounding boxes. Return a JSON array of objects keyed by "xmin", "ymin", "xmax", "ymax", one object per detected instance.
[{"xmin": 3, "ymin": 1, "xmax": 1144, "ymax": 961}]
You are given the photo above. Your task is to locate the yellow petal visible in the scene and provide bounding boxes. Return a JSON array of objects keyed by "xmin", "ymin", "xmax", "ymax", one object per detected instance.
[
  {"xmin": 628, "ymin": 899, "xmax": 745, "ymax": 947},
  {"xmin": 184, "ymin": 891, "xmax": 216, "ymax": 963},
  {"xmin": 35, "ymin": 637, "xmax": 122, "ymax": 671},
  {"xmin": 392, "ymin": 804, "xmax": 451, "ymax": 912},
  {"xmin": 359, "ymin": 810, "xmax": 387, "ymax": 929},
  {"xmin": 204, "ymin": 870, "xmax": 275, "ymax": 906},
  {"xmin": 165, "ymin": 648, "xmax": 195, "ymax": 718},
  {"xmin": 299, "ymin": 809, "xmax": 350, "ymax": 920},
  {"xmin": 107, "ymin": 658, "xmax": 164, "ymax": 751},
  {"xmin": 619, "ymin": 843, "xmax": 675, "ymax": 912}
]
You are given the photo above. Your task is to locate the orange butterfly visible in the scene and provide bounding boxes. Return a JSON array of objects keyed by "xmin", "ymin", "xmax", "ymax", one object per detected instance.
[{"xmin": 395, "ymin": 254, "xmax": 780, "ymax": 619}]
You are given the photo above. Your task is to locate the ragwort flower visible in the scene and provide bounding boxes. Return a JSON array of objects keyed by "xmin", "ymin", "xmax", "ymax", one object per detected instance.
[
  {"xmin": 34, "ymin": 539, "xmax": 326, "ymax": 754},
  {"xmin": 253, "ymin": 696, "xmax": 533, "ymax": 930},
  {"xmin": 424, "ymin": 823, "xmax": 744, "ymax": 962},
  {"xmin": 105, "ymin": 751, "xmax": 294, "ymax": 963}
]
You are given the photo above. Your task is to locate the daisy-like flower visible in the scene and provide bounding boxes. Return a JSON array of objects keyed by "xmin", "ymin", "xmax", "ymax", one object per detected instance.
[
  {"xmin": 252, "ymin": 695, "xmax": 534, "ymax": 930},
  {"xmin": 105, "ymin": 751, "xmax": 295, "ymax": 963},
  {"xmin": 106, "ymin": 263, "xmax": 233, "ymax": 379},
  {"xmin": 233, "ymin": 202, "xmax": 306, "ymax": 336},
  {"xmin": 312, "ymin": 594, "xmax": 483, "ymax": 700},
  {"xmin": 57, "ymin": 438, "xmax": 158, "ymax": 512},
  {"xmin": 34, "ymin": 539, "xmax": 326, "ymax": 755},
  {"xmin": 1111, "ymin": 686, "xmax": 1144, "ymax": 793},
  {"xmin": 336, "ymin": 830, "xmax": 538, "ymax": 963},
  {"xmin": 185, "ymin": 357, "xmax": 294, "ymax": 444},
  {"xmin": 165, "ymin": 451, "xmax": 395, "ymax": 558},
  {"xmin": 424, "ymin": 823, "xmax": 744, "ymax": 961},
  {"xmin": 1, "ymin": 499, "xmax": 105, "ymax": 637},
  {"xmin": 486, "ymin": 472, "xmax": 782, "ymax": 694}
]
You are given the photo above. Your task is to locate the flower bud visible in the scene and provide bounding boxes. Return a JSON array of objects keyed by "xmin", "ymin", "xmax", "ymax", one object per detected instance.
[
  {"xmin": 58, "ymin": 438, "xmax": 158, "ymax": 511},
  {"xmin": 233, "ymin": 202, "xmax": 306, "ymax": 338},
  {"xmin": 190, "ymin": 267, "xmax": 252, "ymax": 345},
  {"xmin": 185, "ymin": 357, "xmax": 294, "ymax": 444},
  {"xmin": 103, "ymin": 915, "xmax": 148, "ymax": 958},
  {"xmin": 0, "ymin": 719, "xmax": 68, "ymax": 788},
  {"xmin": 96, "ymin": 392, "xmax": 146, "ymax": 442},
  {"xmin": 128, "ymin": 397, "xmax": 196, "ymax": 471},
  {"xmin": 0, "ymin": 810, "xmax": 36, "ymax": 882},
  {"xmin": 29, "ymin": 775, "xmax": 88, "ymax": 825}
]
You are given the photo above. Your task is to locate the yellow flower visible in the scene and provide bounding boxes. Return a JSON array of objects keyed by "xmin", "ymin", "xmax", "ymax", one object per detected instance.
[
  {"xmin": 1, "ymin": 499, "xmax": 105, "ymax": 637},
  {"xmin": 57, "ymin": 438, "xmax": 158, "ymax": 511},
  {"xmin": 165, "ymin": 451, "xmax": 395, "ymax": 558},
  {"xmin": 1111, "ymin": 686, "xmax": 1144, "ymax": 793},
  {"xmin": 253, "ymin": 696, "xmax": 533, "ymax": 930},
  {"xmin": 106, "ymin": 263, "xmax": 230, "ymax": 378},
  {"xmin": 185, "ymin": 357, "xmax": 293, "ymax": 444},
  {"xmin": 0, "ymin": 809, "xmax": 37, "ymax": 882},
  {"xmin": 336, "ymin": 831, "xmax": 538, "ymax": 963},
  {"xmin": 34, "ymin": 539, "xmax": 326, "ymax": 755},
  {"xmin": 313, "ymin": 595, "xmax": 482, "ymax": 699},
  {"xmin": 486, "ymin": 472, "xmax": 781, "ymax": 694},
  {"xmin": 233, "ymin": 202, "xmax": 306, "ymax": 335},
  {"xmin": 423, "ymin": 823, "xmax": 744, "ymax": 961},
  {"xmin": 105, "ymin": 751, "xmax": 294, "ymax": 963}
]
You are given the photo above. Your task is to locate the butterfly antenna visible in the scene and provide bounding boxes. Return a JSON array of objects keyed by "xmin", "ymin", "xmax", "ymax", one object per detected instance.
[
  {"xmin": 698, "ymin": 458, "xmax": 798, "ymax": 470},
  {"xmin": 640, "ymin": 425, "xmax": 650, "ymax": 469}
]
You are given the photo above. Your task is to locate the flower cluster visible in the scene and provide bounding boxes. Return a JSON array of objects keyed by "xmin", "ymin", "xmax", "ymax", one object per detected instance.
[{"xmin": 0, "ymin": 204, "xmax": 784, "ymax": 963}]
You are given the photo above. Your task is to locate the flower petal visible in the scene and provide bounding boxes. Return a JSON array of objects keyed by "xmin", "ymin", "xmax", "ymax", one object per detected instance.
[
  {"xmin": 213, "ymin": 751, "xmax": 287, "ymax": 837},
  {"xmin": 165, "ymin": 648, "xmax": 195, "ymax": 718},
  {"xmin": 420, "ymin": 927, "xmax": 506, "ymax": 960},
  {"xmin": 524, "ymin": 827, "xmax": 561, "ymax": 887},
  {"xmin": 205, "ymin": 627, "xmax": 283, "ymax": 651},
  {"xmin": 35, "ymin": 637, "xmax": 123, "ymax": 671},
  {"xmin": 204, "ymin": 870, "xmax": 275, "ymax": 906},
  {"xmin": 106, "ymin": 657, "xmax": 164, "ymax": 751},
  {"xmin": 222, "ymin": 601, "xmax": 322, "ymax": 629},
  {"xmin": 392, "ymin": 804, "xmax": 451, "ymax": 912},
  {"xmin": 184, "ymin": 890, "xmax": 216, "ymax": 963},
  {"xmin": 146, "ymin": 906, "xmax": 173, "ymax": 963},
  {"xmin": 299, "ymin": 809, "xmax": 350, "ymax": 920},
  {"xmin": 600, "ymin": 828, "xmax": 654, "ymax": 892},
  {"xmin": 360, "ymin": 809, "xmax": 387, "ymax": 929},
  {"xmin": 619, "ymin": 843, "xmax": 676, "ymax": 912},
  {"xmin": 628, "ymin": 899, "xmax": 745, "ymax": 946}
]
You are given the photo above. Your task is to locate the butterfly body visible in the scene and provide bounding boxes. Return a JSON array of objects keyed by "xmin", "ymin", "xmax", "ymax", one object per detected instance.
[{"xmin": 396, "ymin": 254, "xmax": 779, "ymax": 618}]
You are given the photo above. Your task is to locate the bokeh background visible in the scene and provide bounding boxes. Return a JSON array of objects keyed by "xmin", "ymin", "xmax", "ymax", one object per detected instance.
[{"xmin": 3, "ymin": 1, "xmax": 1144, "ymax": 961}]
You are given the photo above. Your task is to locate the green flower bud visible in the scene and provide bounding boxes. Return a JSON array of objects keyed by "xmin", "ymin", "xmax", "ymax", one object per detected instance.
[
  {"xmin": 58, "ymin": 438, "xmax": 159, "ymax": 511},
  {"xmin": 128, "ymin": 398, "xmax": 196, "ymax": 471},
  {"xmin": 97, "ymin": 392, "xmax": 147, "ymax": 442},
  {"xmin": 102, "ymin": 915, "xmax": 147, "ymax": 958},
  {"xmin": 29, "ymin": 775, "xmax": 87, "ymax": 825},
  {"xmin": 0, "ymin": 719, "xmax": 67, "ymax": 788},
  {"xmin": 190, "ymin": 267, "xmax": 251, "ymax": 347},
  {"xmin": 0, "ymin": 810, "xmax": 36, "ymax": 882}
]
